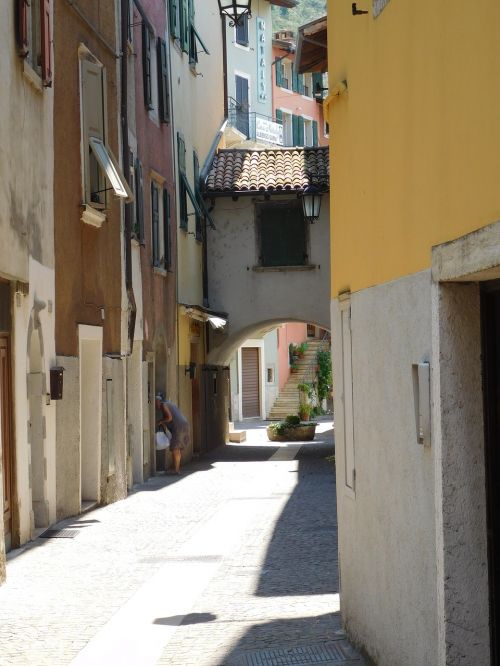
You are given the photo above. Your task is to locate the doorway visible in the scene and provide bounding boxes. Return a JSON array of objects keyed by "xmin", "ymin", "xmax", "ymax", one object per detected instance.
[
  {"xmin": 191, "ymin": 341, "xmax": 201, "ymax": 453},
  {"xmin": 1, "ymin": 335, "xmax": 13, "ymax": 550},
  {"xmin": 241, "ymin": 347, "xmax": 260, "ymax": 418},
  {"xmin": 481, "ymin": 284, "xmax": 500, "ymax": 664},
  {"xmin": 79, "ymin": 326, "xmax": 102, "ymax": 505}
]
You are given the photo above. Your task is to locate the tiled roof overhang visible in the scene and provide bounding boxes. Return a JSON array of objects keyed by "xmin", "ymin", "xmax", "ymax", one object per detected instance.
[{"xmin": 204, "ymin": 146, "xmax": 329, "ymax": 197}]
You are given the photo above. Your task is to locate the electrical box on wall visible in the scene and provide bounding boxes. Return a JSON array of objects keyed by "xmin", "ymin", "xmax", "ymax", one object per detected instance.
[
  {"xmin": 50, "ymin": 366, "xmax": 65, "ymax": 400},
  {"xmin": 412, "ymin": 362, "xmax": 431, "ymax": 446}
]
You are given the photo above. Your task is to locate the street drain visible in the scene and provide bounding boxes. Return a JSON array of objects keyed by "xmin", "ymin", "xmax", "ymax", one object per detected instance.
[
  {"xmin": 235, "ymin": 641, "xmax": 362, "ymax": 665},
  {"xmin": 39, "ymin": 529, "xmax": 79, "ymax": 539}
]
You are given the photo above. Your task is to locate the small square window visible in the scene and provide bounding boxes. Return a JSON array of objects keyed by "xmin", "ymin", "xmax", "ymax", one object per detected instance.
[{"xmin": 267, "ymin": 367, "xmax": 275, "ymax": 384}]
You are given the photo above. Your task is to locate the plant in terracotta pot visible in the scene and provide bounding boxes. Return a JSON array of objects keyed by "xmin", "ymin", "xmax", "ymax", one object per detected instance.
[{"xmin": 298, "ymin": 403, "xmax": 312, "ymax": 421}]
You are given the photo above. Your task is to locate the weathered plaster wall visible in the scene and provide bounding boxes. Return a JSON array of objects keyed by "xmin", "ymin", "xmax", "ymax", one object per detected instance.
[
  {"xmin": 277, "ymin": 322, "xmax": 308, "ymax": 390},
  {"xmin": 207, "ymin": 196, "xmax": 330, "ymax": 365},
  {"xmin": 55, "ymin": 357, "xmax": 80, "ymax": 520},
  {"xmin": 263, "ymin": 329, "xmax": 279, "ymax": 416},
  {"xmin": 100, "ymin": 357, "xmax": 127, "ymax": 504},
  {"xmin": 226, "ymin": 0, "xmax": 273, "ymax": 119},
  {"xmin": 331, "ymin": 270, "xmax": 437, "ymax": 666},
  {"xmin": 432, "ymin": 285, "xmax": 490, "ymax": 665}
]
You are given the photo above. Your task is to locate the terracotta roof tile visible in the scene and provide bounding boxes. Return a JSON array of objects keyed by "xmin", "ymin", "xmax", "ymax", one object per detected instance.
[{"xmin": 204, "ymin": 146, "xmax": 329, "ymax": 195}]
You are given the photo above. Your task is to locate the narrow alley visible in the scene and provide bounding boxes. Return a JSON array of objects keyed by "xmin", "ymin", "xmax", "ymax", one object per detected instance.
[{"xmin": 0, "ymin": 421, "xmax": 363, "ymax": 666}]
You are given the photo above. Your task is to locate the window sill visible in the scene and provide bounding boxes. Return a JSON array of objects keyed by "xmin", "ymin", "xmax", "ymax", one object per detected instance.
[
  {"xmin": 252, "ymin": 264, "xmax": 317, "ymax": 272},
  {"xmin": 81, "ymin": 205, "xmax": 106, "ymax": 228},
  {"xmin": 23, "ymin": 61, "xmax": 43, "ymax": 93},
  {"xmin": 279, "ymin": 87, "xmax": 293, "ymax": 94},
  {"xmin": 234, "ymin": 42, "xmax": 250, "ymax": 51}
]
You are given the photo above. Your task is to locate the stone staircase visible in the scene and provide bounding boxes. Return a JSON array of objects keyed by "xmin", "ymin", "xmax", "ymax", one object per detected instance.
[{"xmin": 268, "ymin": 339, "xmax": 330, "ymax": 420}]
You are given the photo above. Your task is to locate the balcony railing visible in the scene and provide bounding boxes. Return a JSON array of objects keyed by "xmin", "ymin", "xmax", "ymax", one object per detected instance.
[{"xmin": 228, "ymin": 102, "xmax": 284, "ymax": 146}]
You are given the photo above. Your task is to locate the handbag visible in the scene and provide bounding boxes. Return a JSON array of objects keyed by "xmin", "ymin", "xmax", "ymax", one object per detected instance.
[{"xmin": 155, "ymin": 427, "xmax": 172, "ymax": 451}]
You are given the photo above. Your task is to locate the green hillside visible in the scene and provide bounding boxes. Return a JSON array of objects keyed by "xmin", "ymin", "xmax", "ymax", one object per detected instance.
[{"xmin": 271, "ymin": 0, "xmax": 327, "ymax": 34}]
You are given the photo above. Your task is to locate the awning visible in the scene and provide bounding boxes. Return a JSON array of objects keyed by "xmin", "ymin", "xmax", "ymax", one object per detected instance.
[
  {"xmin": 180, "ymin": 304, "xmax": 228, "ymax": 330},
  {"xmin": 90, "ymin": 137, "xmax": 134, "ymax": 202},
  {"xmin": 295, "ymin": 16, "xmax": 328, "ymax": 75}
]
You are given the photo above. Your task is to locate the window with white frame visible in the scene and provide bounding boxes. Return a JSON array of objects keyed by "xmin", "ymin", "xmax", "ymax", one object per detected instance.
[
  {"xmin": 16, "ymin": 0, "xmax": 52, "ymax": 86},
  {"xmin": 80, "ymin": 54, "xmax": 132, "ymax": 219},
  {"xmin": 303, "ymin": 73, "xmax": 313, "ymax": 97},
  {"xmin": 151, "ymin": 179, "xmax": 171, "ymax": 270},
  {"xmin": 304, "ymin": 119, "xmax": 313, "ymax": 146},
  {"xmin": 282, "ymin": 59, "xmax": 292, "ymax": 89},
  {"xmin": 281, "ymin": 111, "xmax": 293, "ymax": 146}
]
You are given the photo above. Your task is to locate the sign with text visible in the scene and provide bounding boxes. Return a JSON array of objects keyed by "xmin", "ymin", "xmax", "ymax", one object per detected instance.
[{"xmin": 255, "ymin": 117, "xmax": 283, "ymax": 145}]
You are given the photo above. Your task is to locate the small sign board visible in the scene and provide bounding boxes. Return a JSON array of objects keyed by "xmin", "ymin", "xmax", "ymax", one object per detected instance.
[{"xmin": 255, "ymin": 117, "xmax": 283, "ymax": 145}]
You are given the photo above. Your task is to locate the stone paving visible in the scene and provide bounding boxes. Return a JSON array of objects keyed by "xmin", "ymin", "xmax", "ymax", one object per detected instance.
[{"xmin": 0, "ymin": 419, "xmax": 364, "ymax": 666}]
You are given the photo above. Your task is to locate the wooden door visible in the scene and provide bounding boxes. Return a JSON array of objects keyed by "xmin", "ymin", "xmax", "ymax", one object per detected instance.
[
  {"xmin": 241, "ymin": 347, "xmax": 260, "ymax": 418},
  {"xmin": 191, "ymin": 342, "xmax": 201, "ymax": 453},
  {"xmin": 1, "ymin": 336, "xmax": 13, "ymax": 544},
  {"xmin": 481, "ymin": 285, "xmax": 500, "ymax": 665}
]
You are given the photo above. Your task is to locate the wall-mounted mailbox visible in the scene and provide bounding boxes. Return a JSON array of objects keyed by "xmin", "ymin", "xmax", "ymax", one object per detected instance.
[{"xmin": 50, "ymin": 366, "xmax": 65, "ymax": 400}]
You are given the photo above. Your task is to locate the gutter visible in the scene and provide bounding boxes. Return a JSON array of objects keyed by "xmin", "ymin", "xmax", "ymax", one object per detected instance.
[{"xmin": 120, "ymin": 0, "xmax": 137, "ymax": 353}]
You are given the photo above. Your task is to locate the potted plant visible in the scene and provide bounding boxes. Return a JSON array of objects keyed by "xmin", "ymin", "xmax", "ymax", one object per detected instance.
[
  {"xmin": 298, "ymin": 403, "xmax": 312, "ymax": 421},
  {"xmin": 267, "ymin": 414, "xmax": 317, "ymax": 442}
]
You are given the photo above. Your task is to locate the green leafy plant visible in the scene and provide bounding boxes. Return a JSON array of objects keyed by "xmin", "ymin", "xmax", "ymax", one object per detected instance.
[
  {"xmin": 317, "ymin": 349, "xmax": 332, "ymax": 402},
  {"xmin": 297, "ymin": 382, "xmax": 313, "ymax": 398},
  {"xmin": 284, "ymin": 414, "xmax": 300, "ymax": 426},
  {"xmin": 297, "ymin": 342, "xmax": 309, "ymax": 357},
  {"xmin": 298, "ymin": 403, "xmax": 312, "ymax": 421}
]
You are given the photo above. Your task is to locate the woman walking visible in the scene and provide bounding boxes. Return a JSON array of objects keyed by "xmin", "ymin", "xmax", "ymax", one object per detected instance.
[{"xmin": 155, "ymin": 393, "xmax": 189, "ymax": 474}]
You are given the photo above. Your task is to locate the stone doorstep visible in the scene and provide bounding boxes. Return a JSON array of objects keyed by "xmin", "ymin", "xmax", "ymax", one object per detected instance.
[{"xmin": 229, "ymin": 430, "xmax": 246, "ymax": 443}]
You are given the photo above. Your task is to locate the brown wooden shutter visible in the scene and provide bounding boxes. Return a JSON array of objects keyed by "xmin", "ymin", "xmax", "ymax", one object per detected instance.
[
  {"xmin": 151, "ymin": 183, "xmax": 160, "ymax": 267},
  {"xmin": 163, "ymin": 189, "xmax": 171, "ymax": 269},
  {"xmin": 40, "ymin": 0, "xmax": 52, "ymax": 86},
  {"xmin": 242, "ymin": 348, "xmax": 260, "ymax": 418},
  {"xmin": 16, "ymin": 0, "xmax": 29, "ymax": 55}
]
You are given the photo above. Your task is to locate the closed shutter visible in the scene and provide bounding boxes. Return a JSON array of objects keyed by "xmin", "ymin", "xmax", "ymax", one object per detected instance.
[
  {"xmin": 297, "ymin": 116, "xmax": 305, "ymax": 146},
  {"xmin": 242, "ymin": 348, "xmax": 260, "ymax": 418},
  {"xmin": 259, "ymin": 202, "xmax": 307, "ymax": 267},
  {"xmin": 157, "ymin": 38, "xmax": 170, "ymax": 123},
  {"xmin": 135, "ymin": 159, "xmax": 145, "ymax": 244},
  {"xmin": 275, "ymin": 60, "xmax": 283, "ymax": 87},
  {"xmin": 40, "ymin": 0, "xmax": 52, "ymax": 86},
  {"xmin": 312, "ymin": 120, "xmax": 319, "ymax": 146},
  {"xmin": 188, "ymin": 0, "xmax": 197, "ymax": 63},
  {"xmin": 275, "ymin": 109, "xmax": 283, "ymax": 124},
  {"xmin": 193, "ymin": 151, "xmax": 202, "ymax": 241},
  {"xmin": 163, "ymin": 189, "xmax": 171, "ymax": 269},
  {"xmin": 169, "ymin": 0, "xmax": 179, "ymax": 38},
  {"xmin": 298, "ymin": 74, "xmax": 304, "ymax": 95},
  {"xmin": 177, "ymin": 133, "xmax": 186, "ymax": 172},
  {"xmin": 151, "ymin": 183, "xmax": 160, "ymax": 267},
  {"xmin": 142, "ymin": 24, "xmax": 153, "ymax": 109},
  {"xmin": 16, "ymin": 0, "xmax": 29, "ymax": 55},
  {"xmin": 292, "ymin": 115, "xmax": 299, "ymax": 146},
  {"xmin": 180, "ymin": 0, "xmax": 189, "ymax": 52},
  {"xmin": 291, "ymin": 64, "xmax": 299, "ymax": 92}
]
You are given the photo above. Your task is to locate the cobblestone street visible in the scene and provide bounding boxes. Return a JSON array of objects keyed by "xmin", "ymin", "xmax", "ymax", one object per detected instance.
[{"xmin": 0, "ymin": 420, "xmax": 364, "ymax": 666}]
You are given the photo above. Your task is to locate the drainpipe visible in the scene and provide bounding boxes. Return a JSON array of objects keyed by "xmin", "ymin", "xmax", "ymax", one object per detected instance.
[
  {"xmin": 221, "ymin": 14, "xmax": 228, "ymax": 117},
  {"xmin": 120, "ymin": 0, "xmax": 136, "ymax": 353}
]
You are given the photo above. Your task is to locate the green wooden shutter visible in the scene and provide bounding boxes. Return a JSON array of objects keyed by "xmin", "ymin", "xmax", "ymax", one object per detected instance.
[
  {"xmin": 142, "ymin": 25, "xmax": 152, "ymax": 109},
  {"xmin": 178, "ymin": 134, "xmax": 188, "ymax": 229},
  {"xmin": 298, "ymin": 74, "xmax": 305, "ymax": 95},
  {"xmin": 275, "ymin": 60, "xmax": 283, "ymax": 87},
  {"xmin": 169, "ymin": 0, "xmax": 179, "ymax": 38},
  {"xmin": 297, "ymin": 116, "xmax": 305, "ymax": 146},
  {"xmin": 193, "ymin": 151, "xmax": 202, "ymax": 241},
  {"xmin": 151, "ymin": 183, "xmax": 160, "ymax": 267},
  {"xmin": 275, "ymin": 109, "xmax": 283, "ymax": 123},
  {"xmin": 135, "ymin": 158, "xmax": 145, "ymax": 244},
  {"xmin": 312, "ymin": 120, "xmax": 319, "ymax": 146},
  {"xmin": 292, "ymin": 65, "xmax": 299, "ymax": 92},
  {"xmin": 163, "ymin": 189, "xmax": 171, "ymax": 269},
  {"xmin": 157, "ymin": 38, "xmax": 170, "ymax": 123},
  {"xmin": 180, "ymin": 0, "xmax": 189, "ymax": 53},
  {"xmin": 292, "ymin": 115, "xmax": 299, "ymax": 146},
  {"xmin": 259, "ymin": 203, "xmax": 307, "ymax": 267}
]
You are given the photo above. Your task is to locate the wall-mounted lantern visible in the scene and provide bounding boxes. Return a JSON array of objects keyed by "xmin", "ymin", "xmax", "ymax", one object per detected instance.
[
  {"xmin": 50, "ymin": 366, "xmax": 65, "ymax": 400},
  {"xmin": 217, "ymin": 0, "xmax": 252, "ymax": 26},
  {"xmin": 301, "ymin": 184, "xmax": 323, "ymax": 224}
]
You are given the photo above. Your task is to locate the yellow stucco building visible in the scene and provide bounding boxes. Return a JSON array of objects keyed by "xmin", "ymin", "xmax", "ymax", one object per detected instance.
[{"xmin": 328, "ymin": 1, "xmax": 500, "ymax": 663}]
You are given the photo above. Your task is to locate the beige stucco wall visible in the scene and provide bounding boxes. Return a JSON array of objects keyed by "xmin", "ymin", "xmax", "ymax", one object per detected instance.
[
  {"xmin": 0, "ymin": 2, "xmax": 55, "ymax": 567},
  {"xmin": 331, "ymin": 270, "xmax": 437, "ymax": 666}
]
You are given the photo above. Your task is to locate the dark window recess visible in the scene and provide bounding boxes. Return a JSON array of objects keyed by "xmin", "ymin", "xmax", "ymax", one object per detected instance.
[
  {"xmin": 163, "ymin": 189, "xmax": 172, "ymax": 269},
  {"xmin": 142, "ymin": 24, "xmax": 153, "ymax": 109},
  {"xmin": 0, "ymin": 282, "xmax": 11, "ymax": 333},
  {"xmin": 235, "ymin": 74, "xmax": 249, "ymax": 136},
  {"xmin": 135, "ymin": 158, "xmax": 145, "ymax": 244},
  {"xmin": 236, "ymin": 14, "xmax": 249, "ymax": 46},
  {"xmin": 275, "ymin": 60, "xmax": 283, "ymax": 87},
  {"xmin": 157, "ymin": 38, "xmax": 170, "ymax": 123},
  {"xmin": 151, "ymin": 182, "xmax": 160, "ymax": 267},
  {"xmin": 193, "ymin": 151, "xmax": 202, "ymax": 241},
  {"xmin": 177, "ymin": 133, "xmax": 188, "ymax": 230},
  {"xmin": 257, "ymin": 202, "xmax": 308, "ymax": 267}
]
